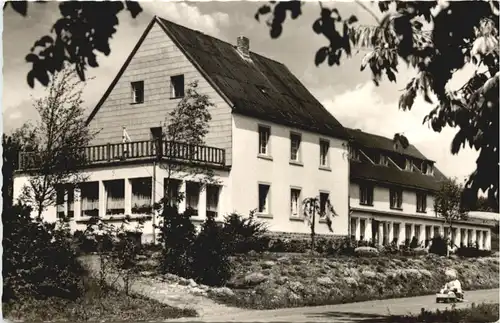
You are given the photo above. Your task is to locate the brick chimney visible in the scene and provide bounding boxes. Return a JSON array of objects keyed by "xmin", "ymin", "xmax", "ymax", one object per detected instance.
[{"xmin": 236, "ymin": 36, "xmax": 250, "ymax": 58}]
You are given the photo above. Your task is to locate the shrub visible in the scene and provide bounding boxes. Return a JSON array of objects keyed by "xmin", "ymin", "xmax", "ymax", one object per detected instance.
[
  {"xmin": 222, "ymin": 211, "xmax": 270, "ymax": 254},
  {"xmin": 429, "ymin": 236, "xmax": 448, "ymax": 256},
  {"xmin": 191, "ymin": 213, "xmax": 232, "ymax": 286},
  {"xmin": 456, "ymin": 246, "xmax": 493, "ymax": 258},
  {"xmin": 158, "ymin": 206, "xmax": 197, "ymax": 278},
  {"xmin": 354, "ymin": 246, "xmax": 379, "ymax": 257},
  {"xmin": 3, "ymin": 204, "xmax": 85, "ymax": 302}
]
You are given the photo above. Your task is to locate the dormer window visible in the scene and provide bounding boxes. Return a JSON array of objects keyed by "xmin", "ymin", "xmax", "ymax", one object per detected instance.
[
  {"xmin": 349, "ymin": 147, "xmax": 360, "ymax": 161},
  {"xmin": 379, "ymin": 154, "xmax": 388, "ymax": 166},
  {"xmin": 404, "ymin": 159, "xmax": 412, "ymax": 171},
  {"xmin": 427, "ymin": 163, "xmax": 434, "ymax": 175},
  {"xmin": 421, "ymin": 161, "xmax": 434, "ymax": 175}
]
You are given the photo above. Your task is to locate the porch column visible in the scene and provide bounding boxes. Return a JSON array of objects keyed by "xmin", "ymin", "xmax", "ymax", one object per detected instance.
[
  {"xmin": 452, "ymin": 227, "xmax": 459, "ymax": 247},
  {"xmin": 476, "ymin": 230, "xmax": 482, "ymax": 249},
  {"xmin": 74, "ymin": 188, "xmax": 81, "ymax": 219},
  {"xmin": 378, "ymin": 222, "xmax": 384, "ymax": 246},
  {"xmin": 388, "ymin": 221, "xmax": 393, "ymax": 243},
  {"xmin": 199, "ymin": 185, "xmax": 207, "ymax": 219},
  {"xmin": 124, "ymin": 179, "xmax": 132, "ymax": 215},
  {"xmin": 366, "ymin": 218, "xmax": 373, "ymax": 242},
  {"xmin": 355, "ymin": 217, "xmax": 361, "ymax": 240},
  {"xmin": 398, "ymin": 222, "xmax": 405, "ymax": 245},
  {"xmin": 417, "ymin": 225, "xmax": 425, "ymax": 246},
  {"xmin": 178, "ymin": 181, "xmax": 187, "ymax": 213},
  {"xmin": 410, "ymin": 223, "xmax": 415, "ymax": 241},
  {"xmin": 463, "ymin": 229, "xmax": 469, "ymax": 247},
  {"xmin": 484, "ymin": 230, "xmax": 491, "ymax": 250},
  {"xmin": 99, "ymin": 181, "xmax": 106, "ymax": 217},
  {"xmin": 471, "ymin": 229, "xmax": 477, "ymax": 247}
]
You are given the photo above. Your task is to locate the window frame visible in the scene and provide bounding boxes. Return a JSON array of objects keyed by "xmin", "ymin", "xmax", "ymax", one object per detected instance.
[
  {"xmin": 170, "ymin": 75, "xmax": 185, "ymax": 99},
  {"xmin": 257, "ymin": 183, "xmax": 271, "ymax": 216},
  {"xmin": 389, "ymin": 187, "xmax": 403, "ymax": 210},
  {"xmin": 206, "ymin": 184, "xmax": 221, "ymax": 218},
  {"xmin": 290, "ymin": 187, "xmax": 302, "ymax": 218},
  {"xmin": 416, "ymin": 192, "xmax": 427, "ymax": 213},
  {"xmin": 131, "ymin": 81, "xmax": 144, "ymax": 104},
  {"xmin": 319, "ymin": 139, "xmax": 330, "ymax": 168},
  {"xmin": 359, "ymin": 183, "xmax": 374, "ymax": 206},
  {"xmin": 290, "ymin": 132, "xmax": 302, "ymax": 163},
  {"xmin": 258, "ymin": 125, "xmax": 271, "ymax": 157}
]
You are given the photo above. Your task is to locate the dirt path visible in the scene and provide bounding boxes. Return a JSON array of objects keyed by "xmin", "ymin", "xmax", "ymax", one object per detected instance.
[
  {"xmin": 166, "ymin": 289, "xmax": 500, "ymax": 322},
  {"xmin": 79, "ymin": 255, "xmax": 243, "ymax": 318}
]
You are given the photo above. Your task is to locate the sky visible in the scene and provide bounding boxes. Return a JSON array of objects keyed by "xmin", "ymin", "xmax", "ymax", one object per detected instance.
[{"xmin": 2, "ymin": 1, "xmax": 480, "ymax": 182}]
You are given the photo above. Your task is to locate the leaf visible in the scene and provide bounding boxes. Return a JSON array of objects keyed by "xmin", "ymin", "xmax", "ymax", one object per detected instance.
[
  {"xmin": 257, "ymin": 5, "xmax": 271, "ymax": 16},
  {"xmin": 270, "ymin": 23, "xmax": 283, "ymax": 39},
  {"xmin": 386, "ymin": 68, "xmax": 396, "ymax": 82},
  {"xmin": 347, "ymin": 15, "xmax": 358, "ymax": 25},
  {"xmin": 315, "ymin": 47, "xmax": 329, "ymax": 66},
  {"xmin": 10, "ymin": 1, "xmax": 28, "ymax": 16},
  {"xmin": 125, "ymin": 1, "xmax": 142, "ymax": 18},
  {"xmin": 312, "ymin": 19, "xmax": 322, "ymax": 34},
  {"xmin": 360, "ymin": 51, "xmax": 374, "ymax": 71}
]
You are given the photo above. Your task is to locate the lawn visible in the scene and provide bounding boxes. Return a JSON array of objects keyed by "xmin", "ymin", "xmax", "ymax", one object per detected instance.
[
  {"xmin": 205, "ymin": 252, "xmax": 500, "ymax": 309},
  {"xmin": 3, "ymin": 276, "xmax": 197, "ymax": 322}
]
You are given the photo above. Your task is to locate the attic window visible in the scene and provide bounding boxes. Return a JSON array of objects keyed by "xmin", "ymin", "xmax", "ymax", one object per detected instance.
[
  {"xmin": 131, "ymin": 81, "xmax": 144, "ymax": 104},
  {"xmin": 170, "ymin": 75, "xmax": 185, "ymax": 99}
]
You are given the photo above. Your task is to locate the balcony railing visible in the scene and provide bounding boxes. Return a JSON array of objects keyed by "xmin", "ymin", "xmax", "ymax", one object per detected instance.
[{"xmin": 18, "ymin": 140, "xmax": 226, "ymax": 170}]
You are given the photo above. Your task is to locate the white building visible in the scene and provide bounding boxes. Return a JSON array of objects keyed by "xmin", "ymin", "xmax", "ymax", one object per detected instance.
[{"xmin": 13, "ymin": 17, "xmax": 495, "ymax": 249}]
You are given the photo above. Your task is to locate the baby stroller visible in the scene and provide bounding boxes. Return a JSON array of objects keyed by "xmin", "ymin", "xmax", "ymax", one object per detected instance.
[{"xmin": 436, "ymin": 285, "xmax": 465, "ymax": 303}]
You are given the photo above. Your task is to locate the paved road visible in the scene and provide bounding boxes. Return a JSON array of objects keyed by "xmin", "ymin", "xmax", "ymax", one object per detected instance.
[{"xmin": 167, "ymin": 289, "xmax": 499, "ymax": 322}]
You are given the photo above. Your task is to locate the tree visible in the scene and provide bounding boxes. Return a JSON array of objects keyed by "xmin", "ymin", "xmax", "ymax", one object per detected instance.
[
  {"xmin": 433, "ymin": 178, "xmax": 468, "ymax": 254},
  {"xmin": 18, "ymin": 67, "xmax": 95, "ymax": 218},
  {"xmin": 255, "ymin": 0, "xmax": 499, "ymax": 209},
  {"xmin": 302, "ymin": 196, "xmax": 338, "ymax": 251},
  {"xmin": 4, "ymin": 1, "xmax": 143, "ymax": 88}
]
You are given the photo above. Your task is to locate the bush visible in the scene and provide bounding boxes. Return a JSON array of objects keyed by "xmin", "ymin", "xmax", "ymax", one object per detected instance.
[
  {"xmin": 222, "ymin": 212, "xmax": 270, "ymax": 254},
  {"xmin": 385, "ymin": 303, "xmax": 499, "ymax": 323},
  {"xmin": 3, "ymin": 204, "xmax": 85, "ymax": 302},
  {"xmin": 191, "ymin": 213, "xmax": 232, "ymax": 286},
  {"xmin": 429, "ymin": 236, "xmax": 448, "ymax": 256},
  {"xmin": 354, "ymin": 246, "xmax": 379, "ymax": 257},
  {"xmin": 457, "ymin": 246, "xmax": 493, "ymax": 258},
  {"xmin": 158, "ymin": 206, "xmax": 197, "ymax": 278}
]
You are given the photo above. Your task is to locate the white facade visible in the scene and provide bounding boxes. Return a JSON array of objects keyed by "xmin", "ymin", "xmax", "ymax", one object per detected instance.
[{"xmin": 349, "ymin": 182, "xmax": 493, "ymax": 250}]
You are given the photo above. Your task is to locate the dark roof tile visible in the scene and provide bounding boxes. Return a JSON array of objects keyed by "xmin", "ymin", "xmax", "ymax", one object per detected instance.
[{"xmin": 157, "ymin": 18, "xmax": 349, "ymax": 140}]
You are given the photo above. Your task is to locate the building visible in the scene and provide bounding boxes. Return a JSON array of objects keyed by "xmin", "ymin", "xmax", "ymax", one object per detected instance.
[
  {"xmin": 13, "ymin": 16, "xmax": 495, "ymax": 249},
  {"xmin": 347, "ymin": 128, "xmax": 494, "ymax": 250},
  {"xmin": 14, "ymin": 16, "xmax": 350, "ymax": 242}
]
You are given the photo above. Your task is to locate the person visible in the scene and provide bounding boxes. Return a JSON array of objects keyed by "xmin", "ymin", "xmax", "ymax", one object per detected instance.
[{"xmin": 441, "ymin": 272, "xmax": 463, "ymax": 299}]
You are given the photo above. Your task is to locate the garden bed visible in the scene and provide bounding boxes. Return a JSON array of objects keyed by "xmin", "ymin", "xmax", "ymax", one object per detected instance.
[
  {"xmin": 3, "ymin": 276, "xmax": 197, "ymax": 322},
  {"xmin": 205, "ymin": 252, "xmax": 500, "ymax": 309}
]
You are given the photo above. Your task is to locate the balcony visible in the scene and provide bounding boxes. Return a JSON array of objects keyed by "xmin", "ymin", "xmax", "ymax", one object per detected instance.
[{"xmin": 18, "ymin": 140, "xmax": 226, "ymax": 171}]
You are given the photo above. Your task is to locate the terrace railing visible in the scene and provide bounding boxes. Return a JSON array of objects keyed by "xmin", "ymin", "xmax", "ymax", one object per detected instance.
[{"xmin": 18, "ymin": 139, "xmax": 226, "ymax": 171}]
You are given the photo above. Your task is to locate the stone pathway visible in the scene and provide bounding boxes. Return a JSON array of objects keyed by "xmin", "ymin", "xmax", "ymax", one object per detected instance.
[{"xmin": 79, "ymin": 255, "xmax": 242, "ymax": 318}]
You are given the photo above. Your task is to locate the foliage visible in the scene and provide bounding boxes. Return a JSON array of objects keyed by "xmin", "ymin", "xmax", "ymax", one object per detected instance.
[
  {"xmin": 456, "ymin": 246, "xmax": 492, "ymax": 258},
  {"xmin": 222, "ymin": 211, "xmax": 270, "ymax": 254},
  {"xmin": 429, "ymin": 235, "xmax": 448, "ymax": 256},
  {"xmin": 4, "ymin": 1, "xmax": 143, "ymax": 88},
  {"xmin": 434, "ymin": 178, "xmax": 468, "ymax": 227},
  {"xmin": 302, "ymin": 196, "xmax": 338, "ymax": 250},
  {"xmin": 158, "ymin": 206, "xmax": 197, "ymax": 278},
  {"xmin": 17, "ymin": 68, "xmax": 96, "ymax": 218},
  {"xmin": 3, "ymin": 276, "xmax": 197, "ymax": 322},
  {"xmin": 80, "ymin": 216, "xmax": 145, "ymax": 296},
  {"xmin": 384, "ymin": 302, "xmax": 499, "ymax": 323},
  {"xmin": 191, "ymin": 213, "xmax": 232, "ymax": 286},
  {"xmin": 2, "ymin": 203, "xmax": 84, "ymax": 302},
  {"xmin": 255, "ymin": 0, "xmax": 500, "ymax": 209}
]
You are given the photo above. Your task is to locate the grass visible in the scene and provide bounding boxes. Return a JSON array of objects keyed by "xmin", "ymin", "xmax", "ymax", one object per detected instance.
[
  {"xmin": 3, "ymin": 276, "xmax": 197, "ymax": 322},
  {"xmin": 206, "ymin": 253, "xmax": 500, "ymax": 310},
  {"xmin": 377, "ymin": 303, "xmax": 500, "ymax": 323}
]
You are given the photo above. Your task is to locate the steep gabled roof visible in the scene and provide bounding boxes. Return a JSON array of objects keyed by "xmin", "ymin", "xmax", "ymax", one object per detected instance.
[
  {"xmin": 87, "ymin": 17, "xmax": 349, "ymax": 140},
  {"xmin": 156, "ymin": 18, "xmax": 348, "ymax": 139},
  {"xmin": 347, "ymin": 128, "xmax": 448, "ymax": 192},
  {"xmin": 346, "ymin": 128, "xmax": 431, "ymax": 161}
]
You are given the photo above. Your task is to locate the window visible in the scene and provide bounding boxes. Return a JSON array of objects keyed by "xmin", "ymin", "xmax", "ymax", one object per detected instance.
[
  {"xmin": 405, "ymin": 224, "xmax": 412, "ymax": 242},
  {"xmin": 379, "ymin": 155, "xmax": 388, "ymax": 166},
  {"xmin": 360, "ymin": 219, "xmax": 366, "ymax": 240},
  {"xmin": 359, "ymin": 184, "xmax": 374, "ymax": 206},
  {"xmin": 56, "ymin": 184, "xmax": 74, "ymax": 219},
  {"xmin": 349, "ymin": 146, "xmax": 360, "ymax": 161},
  {"xmin": 389, "ymin": 188, "xmax": 403, "ymax": 209},
  {"xmin": 164, "ymin": 178, "xmax": 181, "ymax": 207},
  {"xmin": 319, "ymin": 139, "xmax": 329, "ymax": 167},
  {"xmin": 319, "ymin": 192, "xmax": 329, "ymax": 214},
  {"xmin": 460, "ymin": 228, "xmax": 466, "ymax": 246},
  {"xmin": 206, "ymin": 185, "xmax": 220, "ymax": 218},
  {"xmin": 290, "ymin": 188, "xmax": 301, "ymax": 217},
  {"xmin": 104, "ymin": 180, "xmax": 125, "ymax": 215},
  {"xmin": 434, "ymin": 226, "xmax": 440, "ymax": 237},
  {"xmin": 393, "ymin": 223, "xmax": 400, "ymax": 244},
  {"xmin": 258, "ymin": 184, "xmax": 270, "ymax": 214},
  {"xmin": 131, "ymin": 81, "xmax": 144, "ymax": 104},
  {"xmin": 150, "ymin": 127, "xmax": 162, "ymax": 141},
  {"xmin": 258, "ymin": 126, "xmax": 271, "ymax": 156},
  {"xmin": 483, "ymin": 231, "xmax": 488, "ymax": 249},
  {"xmin": 290, "ymin": 133, "xmax": 302, "ymax": 162},
  {"xmin": 416, "ymin": 192, "xmax": 427, "ymax": 213},
  {"xmin": 414, "ymin": 225, "xmax": 421, "ymax": 241},
  {"xmin": 425, "ymin": 226, "xmax": 431, "ymax": 246},
  {"xmin": 80, "ymin": 182, "xmax": 99, "ymax": 217},
  {"xmin": 404, "ymin": 159, "xmax": 412, "ymax": 171},
  {"xmin": 186, "ymin": 182, "xmax": 200, "ymax": 213},
  {"xmin": 170, "ymin": 75, "xmax": 185, "ymax": 98},
  {"xmin": 131, "ymin": 177, "xmax": 152, "ymax": 214},
  {"xmin": 350, "ymin": 218, "xmax": 357, "ymax": 238}
]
